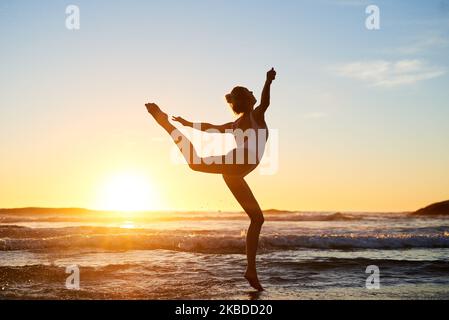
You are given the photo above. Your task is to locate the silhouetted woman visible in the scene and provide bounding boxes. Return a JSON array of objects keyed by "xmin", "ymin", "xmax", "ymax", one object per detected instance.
[{"xmin": 145, "ymin": 68, "xmax": 276, "ymax": 291}]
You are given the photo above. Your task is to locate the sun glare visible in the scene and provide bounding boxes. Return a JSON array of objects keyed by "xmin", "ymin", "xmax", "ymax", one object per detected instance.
[{"xmin": 96, "ymin": 172, "xmax": 156, "ymax": 212}]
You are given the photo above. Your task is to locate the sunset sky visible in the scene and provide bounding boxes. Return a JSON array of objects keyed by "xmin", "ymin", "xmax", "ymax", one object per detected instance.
[{"xmin": 1, "ymin": 0, "xmax": 449, "ymax": 212}]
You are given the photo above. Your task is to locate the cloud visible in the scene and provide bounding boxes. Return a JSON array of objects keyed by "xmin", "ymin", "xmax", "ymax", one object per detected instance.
[
  {"xmin": 334, "ymin": 59, "xmax": 446, "ymax": 87},
  {"xmin": 385, "ymin": 34, "xmax": 449, "ymax": 55}
]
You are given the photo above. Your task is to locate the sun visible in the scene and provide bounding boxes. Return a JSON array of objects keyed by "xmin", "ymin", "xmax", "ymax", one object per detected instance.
[{"xmin": 96, "ymin": 171, "xmax": 157, "ymax": 212}]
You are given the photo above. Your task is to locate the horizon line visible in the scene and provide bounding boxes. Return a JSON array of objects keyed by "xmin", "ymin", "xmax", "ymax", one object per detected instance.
[{"xmin": 0, "ymin": 206, "xmax": 415, "ymax": 214}]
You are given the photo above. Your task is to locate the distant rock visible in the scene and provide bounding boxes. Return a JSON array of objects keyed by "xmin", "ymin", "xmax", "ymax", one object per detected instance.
[
  {"xmin": 0, "ymin": 207, "xmax": 99, "ymax": 215},
  {"xmin": 411, "ymin": 200, "xmax": 449, "ymax": 216}
]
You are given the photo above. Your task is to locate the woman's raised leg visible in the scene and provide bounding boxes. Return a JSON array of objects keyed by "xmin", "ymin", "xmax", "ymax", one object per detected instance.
[
  {"xmin": 222, "ymin": 175, "xmax": 265, "ymax": 291},
  {"xmin": 146, "ymin": 103, "xmax": 199, "ymax": 164},
  {"xmin": 146, "ymin": 103, "xmax": 254, "ymax": 175}
]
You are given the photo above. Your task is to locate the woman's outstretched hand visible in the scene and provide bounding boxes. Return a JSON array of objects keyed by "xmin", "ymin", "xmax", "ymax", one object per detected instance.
[
  {"xmin": 172, "ymin": 116, "xmax": 190, "ymax": 126},
  {"xmin": 266, "ymin": 67, "xmax": 276, "ymax": 82},
  {"xmin": 145, "ymin": 102, "xmax": 158, "ymax": 113}
]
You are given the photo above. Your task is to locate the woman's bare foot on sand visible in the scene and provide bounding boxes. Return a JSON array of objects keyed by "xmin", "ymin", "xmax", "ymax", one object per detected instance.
[
  {"xmin": 145, "ymin": 103, "xmax": 169, "ymax": 126},
  {"xmin": 245, "ymin": 270, "xmax": 264, "ymax": 291}
]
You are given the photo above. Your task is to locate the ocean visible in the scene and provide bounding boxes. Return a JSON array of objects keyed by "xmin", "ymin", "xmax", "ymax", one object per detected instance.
[{"xmin": 0, "ymin": 209, "xmax": 448, "ymax": 299}]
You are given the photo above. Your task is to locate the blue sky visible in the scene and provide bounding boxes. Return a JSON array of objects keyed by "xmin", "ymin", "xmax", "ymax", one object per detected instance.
[{"xmin": 1, "ymin": 0, "xmax": 448, "ymax": 211}]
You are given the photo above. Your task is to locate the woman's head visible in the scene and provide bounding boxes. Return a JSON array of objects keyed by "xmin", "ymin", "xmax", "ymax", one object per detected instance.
[{"xmin": 225, "ymin": 86, "xmax": 257, "ymax": 115}]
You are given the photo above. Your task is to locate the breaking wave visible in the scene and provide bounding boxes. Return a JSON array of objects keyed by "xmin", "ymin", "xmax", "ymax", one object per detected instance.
[{"xmin": 1, "ymin": 226, "xmax": 449, "ymax": 253}]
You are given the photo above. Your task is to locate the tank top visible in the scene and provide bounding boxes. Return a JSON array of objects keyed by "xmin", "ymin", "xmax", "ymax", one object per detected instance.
[{"xmin": 231, "ymin": 111, "xmax": 268, "ymax": 163}]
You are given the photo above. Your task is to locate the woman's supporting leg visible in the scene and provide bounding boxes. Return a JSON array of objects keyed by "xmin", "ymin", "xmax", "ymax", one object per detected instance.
[{"xmin": 222, "ymin": 175, "xmax": 265, "ymax": 291}]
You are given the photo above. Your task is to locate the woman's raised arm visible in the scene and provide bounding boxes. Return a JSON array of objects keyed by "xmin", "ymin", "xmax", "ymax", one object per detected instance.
[
  {"xmin": 254, "ymin": 68, "xmax": 276, "ymax": 120},
  {"xmin": 172, "ymin": 116, "xmax": 233, "ymax": 133}
]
